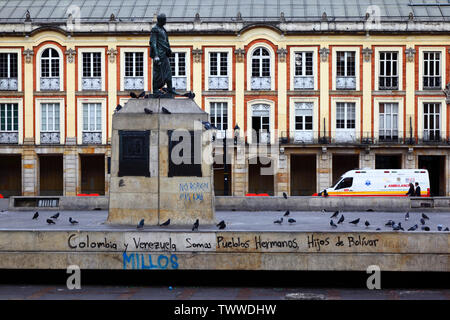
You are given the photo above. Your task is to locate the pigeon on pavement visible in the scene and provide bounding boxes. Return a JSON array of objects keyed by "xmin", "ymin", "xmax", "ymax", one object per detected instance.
[
  {"xmin": 274, "ymin": 217, "xmax": 283, "ymax": 224},
  {"xmin": 192, "ymin": 219, "xmax": 199, "ymax": 231},
  {"xmin": 32, "ymin": 212, "xmax": 39, "ymax": 220},
  {"xmin": 137, "ymin": 219, "xmax": 145, "ymax": 229},
  {"xmin": 159, "ymin": 219, "xmax": 170, "ymax": 227}
]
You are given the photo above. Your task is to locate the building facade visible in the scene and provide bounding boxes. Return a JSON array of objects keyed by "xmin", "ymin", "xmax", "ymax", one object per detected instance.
[{"xmin": 0, "ymin": 1, "xmax": 449, "ymax": 197}]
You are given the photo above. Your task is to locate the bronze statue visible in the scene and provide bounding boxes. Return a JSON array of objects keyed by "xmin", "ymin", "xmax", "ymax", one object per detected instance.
[{"xmin": 149, "ymin": 13, "xmax": 194, "ymax": 99}]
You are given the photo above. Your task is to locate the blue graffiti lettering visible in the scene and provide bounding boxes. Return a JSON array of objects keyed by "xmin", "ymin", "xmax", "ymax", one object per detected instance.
[{"xmin": 123, "ymin": 252, "xmax": 179, "ymax": 270}]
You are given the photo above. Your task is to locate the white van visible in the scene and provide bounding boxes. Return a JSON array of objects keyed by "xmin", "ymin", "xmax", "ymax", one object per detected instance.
[{"xmin": 321, "ymin": 169, "xmax": 430, "ymax": 197}]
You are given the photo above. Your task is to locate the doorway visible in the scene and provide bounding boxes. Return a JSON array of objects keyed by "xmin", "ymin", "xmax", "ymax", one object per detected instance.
[
  {"xmin": 0, "ymin": 155, "xmax": 21, "ymax": 197},
  {"xmin": 290, "ymin": 154, "xmax": 316, "ymax": 196},
  {"xmin": 332, "ymin": 154, "xmax": 359, "ymax": 186},
  {"xmin": 375, "ymin": 154, "xmax": 402, "ymax": 169},
  {"xmin": 80, "ymin": 154, "xmax": 105, "ymax": 195},
  {"xmin": 248, "ymin": 157, "xmax": 274, "ymax": 195},
  {"xmin": 418, "ymin": 155, "xmax": 445, "ymax": 196},
  {"xmin": 39, "ymin": 155, "xmax": 63, "ymax": 196}
]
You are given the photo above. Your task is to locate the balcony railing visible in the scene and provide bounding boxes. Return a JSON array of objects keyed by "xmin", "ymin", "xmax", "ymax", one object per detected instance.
[
  {"xmin": 0, "ymin": 78, "xmax": 18, "ymax": 90},
  {"xmin": 82, "ymin": 131, "xmax": 102, "ymax": 144},
  {"xmin": 208, "ymin": 76, "xmax": 229, "ymax": 90},
  {"xmin": 81, "ymin": 77, "xmax": 102, "ymax": 90},
  {"xmin": 279, "ymin": 131, "xmax": 450, "ymax": 146},
  {"xmin": 40, "ymin": 77, "xmax": 60, "ymax": 91},
  {"xmin": 251, "ymin": 77, "xmax": 271, "ymax": 90},
  {"xmin": 173, "ymin": 76, "xmax": 187, "ymax": 91},
  {"xmin": 336, "ymin": 76, "xmax": 356, "ymax": 90},
  {"xmin": 40, "ymin": 132, "xmax": 60, "ymax": 144},
  {"xmin": 124, "ymin": 76, "xmax": 144, "ymax": 90},
  {"xmin": 0, "ymin": 132, "xmax": 18, "ymax": 144},
  {"xmin": 293, "ymin": 76, "xmax": 314, "ymax": 90}
]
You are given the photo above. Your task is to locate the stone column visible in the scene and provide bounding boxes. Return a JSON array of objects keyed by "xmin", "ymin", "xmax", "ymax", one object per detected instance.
[
  {"xmin": 275, "ymin": 150, "xmax": 288, "ymax": 196},
  {"xmin": 318, "ymin": 148, "xmax": 331, "ymax": 192},
  {"xmin": 22, "ymin": 142, "xmax": 37, "ymax": 196},
  {"xmin": 232, "ymin": 144, "xmax": 247, "ymax": 196},
  {"xmin": 64, "ymin": 139, "xmax": 78, "ymax": 196}
]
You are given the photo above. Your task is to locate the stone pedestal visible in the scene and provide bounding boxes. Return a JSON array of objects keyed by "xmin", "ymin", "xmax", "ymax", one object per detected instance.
[{"xmin": 107, "ymin": 98, "xmax": 215, "ymax": 226}]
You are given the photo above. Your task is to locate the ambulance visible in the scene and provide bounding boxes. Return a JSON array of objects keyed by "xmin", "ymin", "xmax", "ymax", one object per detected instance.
[{"xmin": 320, "ymin": 169, "xmax": 430, "ymax": 197}]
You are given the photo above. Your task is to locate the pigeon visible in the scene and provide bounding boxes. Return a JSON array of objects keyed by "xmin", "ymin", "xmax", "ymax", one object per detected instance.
[
  {"xmin": 349, "ymin": 218, "xmax": 360, "ymax": 225},
  {"xmin": 47, "ymin": 219, "xmax": 55, "ymax": 225},
  {"xmin": 437, "ymin": 224, "xmax": 443, "ymax": 231},
  {"xmin": 130, "ymin": 92, "xmax": 137, "ymax": 99},
  {"xmin": 288, "ymin": 218, "xmax": 296, "ymax": 224},
  {"xmin": 420, "ymin": 218, "xmax": 426, "ymax": 225},
  {"xmin": 408, "ymin": 224, "xmax": 418, "ymax": 231},
  {"xmin": 50, "ymin": 212, "xmax": 60, "ymax": 219},
  {"xmin": 115, "ymin": 104, "xmax": 122, "ymax": 113},
  {"xmin": 364, "ymin": 220, "xmax": 370, "ymax": 228},
  {"xmin": 376, "ymin": 228, "xmax": 381, "ymax": 231},
  {"xmin": 159, "ymin": 219, "xmax": 170, "ymax": 227},
  {"xmin": 385, "ymin": 220, "xmax": 395, "ymax": 227},
  {"xmin": 162, "ymin": 107, "xmax": 171, "ymax": 114},
  {"xmin": 69, "ymin": 217, "xmax": 78, "ymax": 225},
  {"xmin": 137, "ymin": 219, "xmax": 145, "ymax": 229},
  {"xmin": 119, "ymin": 179, "xmax": 125, "ymax": 187},
  {"xmin": 283, "ymin": 192, "xmax": 288, "ymax": 199},
  {"xmin": 192, "ymin": 219, "xmax": 199, "ymax": 231},
  {"xmin": 144, "ymin": 108, "xmax": 153, "ymax": 114},
  {"xmin": 274, "ymin": 217, "xmax": 283, "ymax": 224},
  {"xmin": 421, "ymin": 226, "xmax": 430, "ymax": 231},
  {"xmin": 217, "ymin": 220, "xmax": 226, "ymax": 230},
  {"xmin": 201, "ymin": 121, "xmax": 213, "ymax": 130},
  {"xmin": 444, "ymin": 227, "xmax": 449, "ymax": 232},
  {"xmin": 32, "ymin": 212, "xmax": 39, "ymax": 220},
  {"xmin": 422, "ymin": 213, "xmax": 429, "ymax": 220},
  {"xmin": 283, "ymin": 210, "xmax": 290, "ymax": 217},
  {"xmin": 393, "ymin": 222, "xmax": 404, "ymax": 231},
  {"xmin": 330, "ymin": 211, "xmax": 339, "ymax": 219},
  {"xmin": 337, "ymin": 215, "xmax": 345, "ymax": 224},
  {"xmin": 330, "ymin": 220, "xmax": 337, "ymax": 228},
  {"xmin": 138, "ymin": 91, "xmax": 146, "ymax": 98},
  {"xmin": 405, "ymin": 212, "xmax": 409, "ymax": 221}
]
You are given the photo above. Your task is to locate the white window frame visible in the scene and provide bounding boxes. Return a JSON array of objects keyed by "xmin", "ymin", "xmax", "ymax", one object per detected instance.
[
  {"xmin": 247, "ymin": 99, "xmax": 275, "ymax": 144},
  {"xmin": 423, "ymin": 103, "xmax": 441, "ymax": 141},
  {"xmin": 331, "ymin": 97, "xmax": 360, "ymax": 141},
  {"xmin": 289, "ymin": 97, "xmax": 319, "ymax": 142},
  {"xmin": 119, "ymin": 48, "xmax": 148, "ymax": 91},
  {"xmin": 35, "ymin": 98, "xmax": 65, "ymax": 145},
  {"xmin": 417, "ymin": 97, "xmax": 447, "ymax": 141},
  {"xmin": 36, "ymin": 45, "xmax": 64, "ymax": 92},
  {"xmin": 205, "ymin": 97, "xmax": 233, "ymax": 138},
  {"xmin": 246, "ymin": 43, "xmax": 275, "ymax": 91},
  {"xmin": 332, "ymin": 47, "xmax": 360, "ymax": 91},
  {"xmin": 418, "ymin": 47, "xmax": 446, "ymax": 91},
  {"xmin": 0, "ymin": 98, "xmax": 22, "ymax": 144},
  {"xmin": 373, "ymin": 97, "xmax": 404, "ymax": 141},
  {"xmin": 205, "ymin": 47, "xmax": 232, "ymax": 91},
  {"xmin": 0, "ymin": 49, "xmax": 21, "ymax": 91},
  {"xmin": 289, "ymin": 47, "xmax": 318, "ymax": 91},
  {"xmin": 77, "ymin": 98, "xmax": 107, "ymax": 145},
  {"xmin": 78, "ymin": 48, "xmax": 105, "ymax": 91},
  {"xmin": 40, "ymin": 103, "xmax": 60, "ymax": 132},
  {"xmin": 375, "ymin": 48, "xmax": 402, "ymax": 90}
]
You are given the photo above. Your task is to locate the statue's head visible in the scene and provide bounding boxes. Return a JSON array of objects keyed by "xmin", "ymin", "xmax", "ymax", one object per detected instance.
[{"xmin": 157, "ymin": 13, "xmax": 166, "ymax": 26}]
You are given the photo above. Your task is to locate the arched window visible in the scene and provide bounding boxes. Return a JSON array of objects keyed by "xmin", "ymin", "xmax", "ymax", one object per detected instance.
[
  {"xmin": 251, "ymin": 47, "xmax": 271, "ymax": 90},
  {"xmin": 40, "ymin": 48, "xmax": 60, "ymax": 90},
  {"xmin": 251, "ymin": 103, "xmax": 270, "ymax": 143}
]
